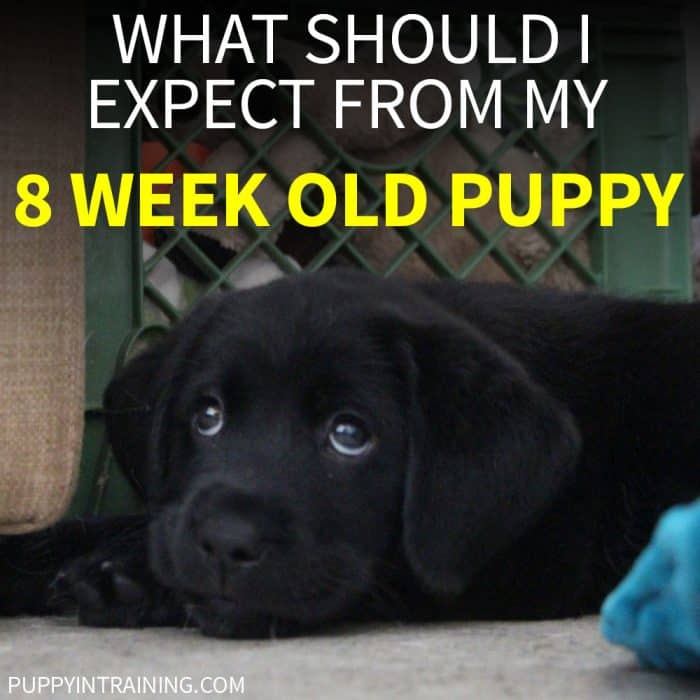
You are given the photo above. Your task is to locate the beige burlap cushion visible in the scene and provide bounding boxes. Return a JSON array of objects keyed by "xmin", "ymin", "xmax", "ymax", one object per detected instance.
[{"xmin": 0, "ymin": 13, "xmax": 85, "ymax": 533}]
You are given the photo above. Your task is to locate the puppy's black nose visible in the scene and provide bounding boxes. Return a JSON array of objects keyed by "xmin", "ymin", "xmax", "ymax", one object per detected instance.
[{"xmin": 195, "ymin": 515, "xmax": 264, "ymax": 567}]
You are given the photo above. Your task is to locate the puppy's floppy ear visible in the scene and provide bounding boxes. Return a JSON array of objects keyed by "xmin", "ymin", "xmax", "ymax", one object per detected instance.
[
  {"xmin": 104, "ymin": 295, "xmax": 224, "ymax": 497},
  {"xmin": 103, "ymin": 340, "xmax": 171, "ymax": 499},
  {"xmin": 383, "ymin": 304, "xmax": 581, "ymax": 596}
]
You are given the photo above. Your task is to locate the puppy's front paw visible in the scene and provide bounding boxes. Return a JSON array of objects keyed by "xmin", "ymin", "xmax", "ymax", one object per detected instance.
[{"xmin": 53, "ymin": 551, "xmax": 184, "ymax": 628}]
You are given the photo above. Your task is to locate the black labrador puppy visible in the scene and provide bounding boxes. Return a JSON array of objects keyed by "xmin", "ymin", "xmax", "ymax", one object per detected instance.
[{"xmin": 2, "ymin": 270, "xmax": 699, "ymax": 637}]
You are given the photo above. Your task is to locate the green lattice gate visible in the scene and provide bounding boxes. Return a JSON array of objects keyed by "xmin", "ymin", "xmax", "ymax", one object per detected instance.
[{"xmin": 72, "ymin": 7, "xmax": 692, "ymax": 516}]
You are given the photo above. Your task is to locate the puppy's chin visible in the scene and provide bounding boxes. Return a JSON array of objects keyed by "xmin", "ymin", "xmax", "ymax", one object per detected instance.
[
  {"xmin": 149, "ymin": 509, "xmax": 374, "ymax": 637},
  {"xmin": 182, "ymin": 578, "xmax": 367, "ymax": 638},
  {"xmin": 184, "ymin": 600, "xmax": 301, "ymax": 639}
]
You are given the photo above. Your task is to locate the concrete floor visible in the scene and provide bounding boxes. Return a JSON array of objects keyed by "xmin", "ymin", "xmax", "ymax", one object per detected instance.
[{"xmin": 1, "ymin": 616, "xmax": 699, "ymax": 699}]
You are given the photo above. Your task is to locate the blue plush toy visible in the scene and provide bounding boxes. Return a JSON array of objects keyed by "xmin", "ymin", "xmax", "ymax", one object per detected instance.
[{"xmin": 601, "ymin": 499, "xmax": 700, "ymax": 672}]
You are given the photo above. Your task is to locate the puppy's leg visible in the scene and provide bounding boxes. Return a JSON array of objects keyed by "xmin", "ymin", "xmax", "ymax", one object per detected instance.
[
  {"xmin": 1, "ymin": 516, "xmax": 142, "ymax": 616},
  {"xmin": 52, "ymin": 516, "xmax": 185, "ymax": 628}
]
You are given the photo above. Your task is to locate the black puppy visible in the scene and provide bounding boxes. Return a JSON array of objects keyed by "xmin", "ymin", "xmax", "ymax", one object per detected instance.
[{"xmin": 2, "ymin": 270, "xmax": 700, "ymax": 636}]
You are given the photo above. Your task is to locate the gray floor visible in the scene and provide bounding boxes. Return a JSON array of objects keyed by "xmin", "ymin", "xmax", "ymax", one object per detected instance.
[{"xmin": 2, "ymin": 616, "xmax": 699, "ymax": 699}]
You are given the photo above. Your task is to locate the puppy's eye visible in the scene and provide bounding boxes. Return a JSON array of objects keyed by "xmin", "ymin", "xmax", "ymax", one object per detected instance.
[
  {"xmin": 193, "ymin": 399, "xmax": 224, "ymax": 437},
  {"xmin": 327, "ymin": 414, "xmax": 373, "ymax": 458}
]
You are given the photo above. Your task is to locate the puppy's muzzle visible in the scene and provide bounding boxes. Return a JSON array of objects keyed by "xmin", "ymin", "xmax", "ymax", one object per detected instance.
[{"xmin": 183, "ymin": 480, "xmax": 283, "ymax": 573}]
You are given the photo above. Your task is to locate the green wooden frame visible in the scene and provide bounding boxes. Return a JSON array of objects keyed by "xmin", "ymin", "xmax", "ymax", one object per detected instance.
[{"xmin": 70, "ymin": 9, "xmax": 692, "ymax": 517}]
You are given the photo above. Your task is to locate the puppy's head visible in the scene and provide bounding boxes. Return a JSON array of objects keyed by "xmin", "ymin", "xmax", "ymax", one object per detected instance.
[{"xmin": 105, "ymin": 271, "xmax": 579, "ymax": 637}]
